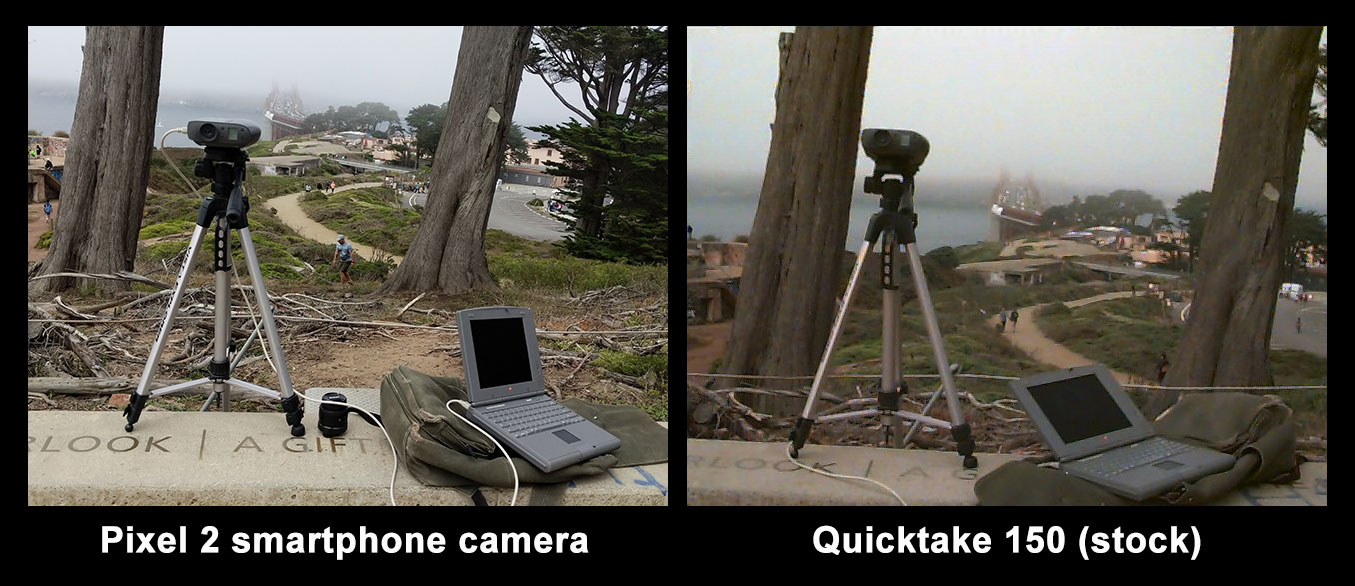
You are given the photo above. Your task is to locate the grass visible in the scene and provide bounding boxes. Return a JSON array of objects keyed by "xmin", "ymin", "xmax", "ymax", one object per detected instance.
[
  {"xmin": 488, "ymin": 255, "xmax": 667, "ymax": 297},
  {"xmin": 1039, "ymin": 296, "xmax": 1182, "ymax": 380},
  {"xmin": 138, "ymin": 219, "xmax": 197, "ymax": 240},
  {"xmin": 594, "ymin": 350, "xmax": 668, "ymax": 421},
  {"xmin": 1037, "ymin": 295, "xmax": 1326, "ymax": 434},
  {"xmin": 298, "ymin": 186, "xmax": 418, "ymax": 256}
]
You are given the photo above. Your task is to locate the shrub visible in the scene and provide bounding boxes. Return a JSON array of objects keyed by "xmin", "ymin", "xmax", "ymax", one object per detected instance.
[
  {"xmin": 54, "ymin": 130, "xmax": 70, "ymax": 138},
  {"xmin": 733, "ymin": 234, "xmax": 750, "ymax": 243},
  {"xmin": 35, "ymin": 230, "xmax": 53, "ymax": 249},
  {"xmin": 1042, "ymin": 302, "xmax": 1072, "ymax": 316},
  {"xmin": 699, "ymin": 234, "xmax": 719, "ymax": 242},
  {"xmin": 138, "ymin": 220, "xmax": 198, "ymax": 240},
  {"xmin": 349, "ymin": 260, "xmax": 396, "ymax": 281},
  {"xmin": 528, "ymin": 198, "xmax": 544, "ymax": 206}
]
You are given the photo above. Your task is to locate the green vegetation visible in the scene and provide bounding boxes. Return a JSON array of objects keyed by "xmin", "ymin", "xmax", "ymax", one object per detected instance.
[
  {"xmin": 36, "ymin": 230, "xmax": 53, "ymax": 249},
  {"xmin": 816, "ymin": 251, "xmax": 1137, "ymax": 403},
  {"xmin": 246, "ymin": 140, "xmax": 281, "ymax": 157},
  {"xmin": 1037, "ymin": 295, "xmax": 1326, "ymax": 434},
  {"xmin": 485, "ymin": 228, "xmax": 559, "ymax": 258},
  {"xmin": 54, "ymin": 130, "xmax": 69, "ymax": 138},
  {"xmin": 298, "ymin": 186, "xmax": 418, "ymax": 256},
  {"xmin": 594, "ymin": 350, "xmax": 668, "ymax": 421},
  {"xmin": 1039, "ymin": 296, "xmax": 1181, "ymax": 381},
  {"xmin": 952, "ymin": 241, "xmax": 1003, "ymax": 264},
  {"xmin": 528, "ymin": 198, "xmax": 544, "ymax": 206},
  {"xmin": 488, "ymin": 255, "xmax": 667, "ymax": 297},
  {"xmin": 138, "ymin": 219, "xmax": 197, "ymax": 240}
]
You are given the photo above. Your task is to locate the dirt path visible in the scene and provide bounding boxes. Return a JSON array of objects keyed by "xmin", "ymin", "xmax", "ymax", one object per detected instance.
[
  {"xmin": 992, "ymin": 291, "xmax": 1138, "ymax": 383},
  {"xmin": 686, "ymin": 321, "xmax": 732, "ymax": 382},
  {"xmin": 27, "ymin": 201, "xmax": 57, "ymax": 263},
  {"xmin": 278, "ymin": 329, "xmax": 458, "ymax": 390},
  {"xmin": 260, "ymin": 182, "xmax": 404, "ymax": 264}
]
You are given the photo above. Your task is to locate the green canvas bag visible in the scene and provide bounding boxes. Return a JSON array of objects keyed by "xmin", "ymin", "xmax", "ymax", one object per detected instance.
[
  {"xmin": 379, "ymin": 366, "xmax": 668, "ymax": 493},
  {"xmin": 974, "ymin": 392, "xmax": 1301, "ymax": 506}
]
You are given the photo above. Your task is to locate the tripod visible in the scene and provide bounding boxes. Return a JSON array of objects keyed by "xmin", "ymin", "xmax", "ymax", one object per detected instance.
[
  {"xmin": 123, "ymin": 146, "xmax": 304, "ymax": 436},
  {"xmin": 788, "ymin": 135, "xmax": 976, "ymax": 470}
]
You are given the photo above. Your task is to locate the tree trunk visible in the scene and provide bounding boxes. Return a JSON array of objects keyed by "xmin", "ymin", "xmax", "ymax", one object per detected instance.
[
  {"xmin": 1146, "ymin": 26, "xmax": 1322, "ymax": 417},
  {"xmin": 715, "ymin": 27, "xmax": 874, "ymax": 414},
  {"xmin": 35, "ymin": 26, "xmax": 164, "ymax": 294},
  {"xmin": 379, "ymin": 26, "xmax": 533, "ymax": 295}
]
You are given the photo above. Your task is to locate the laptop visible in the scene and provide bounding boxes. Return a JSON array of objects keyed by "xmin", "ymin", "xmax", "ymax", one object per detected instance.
[
  {"xmin": 457, "ymin": 306, "xmax": 621, "ymax": 473},
  {"xmin": 1007, "ymin": 364, "xmax": 1235, "ymax": 501}
]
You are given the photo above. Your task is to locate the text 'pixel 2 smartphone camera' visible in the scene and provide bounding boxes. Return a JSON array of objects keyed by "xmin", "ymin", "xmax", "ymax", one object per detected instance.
[
  {"xmin": 187, "ymin": 120, "xmax": 261, "ymax": 149},
  {"xmin": 861, "ymin": 128, "xmax": 929, "ymax": 176}
]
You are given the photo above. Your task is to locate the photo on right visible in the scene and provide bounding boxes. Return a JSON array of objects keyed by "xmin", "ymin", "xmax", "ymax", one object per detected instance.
[{"xmin": 686, "ymin": 26, "xmax": 1326, "ymax": 507}]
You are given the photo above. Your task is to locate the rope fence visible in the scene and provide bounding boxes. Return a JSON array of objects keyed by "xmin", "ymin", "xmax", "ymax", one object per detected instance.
[{"xmin": 687, "ymin": 371, "xmax": 1326, "ymax": 392}]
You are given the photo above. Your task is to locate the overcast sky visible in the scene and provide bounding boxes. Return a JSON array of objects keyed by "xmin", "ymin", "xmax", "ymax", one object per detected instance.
[
  {"xmin": 28, "ymin": 26, "xmax": 581, "ymax": 131},
  {"xmin": 689, "ymin": 26, "xmax": 1327, "ymax": 210}
]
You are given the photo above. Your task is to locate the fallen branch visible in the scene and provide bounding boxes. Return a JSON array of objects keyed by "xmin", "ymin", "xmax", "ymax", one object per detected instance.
[
  {"xmin": 28, "ymin": 270, "xmax": 172, "ymax": 290},
  {"xmin": 397, "ymin": 292, "xmax": 426, "ymax": 318},
  {"xmin": 28, "ymin": 377, "xmax": 191, "ymax": 396}
]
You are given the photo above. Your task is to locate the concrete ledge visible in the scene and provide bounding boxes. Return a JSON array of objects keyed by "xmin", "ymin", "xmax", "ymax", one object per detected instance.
[
  {"xmin": 28, "ymin": 400, "xmax": 667, "ymax": 506},
  {"xmin": 687, "ymin": 439, "xmax": 1326, "ymax": 506}
]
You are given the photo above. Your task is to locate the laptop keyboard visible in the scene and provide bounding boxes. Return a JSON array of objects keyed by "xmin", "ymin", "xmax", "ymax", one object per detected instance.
[
  {"xmin": 483, "ymin": 400, "xmax": 586, "ymax": 438},
  {"xmin": 1072, "ymin": 437, "xmax": 1195, "ymax": 477}
]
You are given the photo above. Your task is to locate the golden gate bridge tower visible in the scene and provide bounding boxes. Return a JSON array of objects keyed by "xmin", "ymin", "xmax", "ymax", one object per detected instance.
[{"xmin": 263, "ymin": 82, "xmax": 307, "ymax": 139}]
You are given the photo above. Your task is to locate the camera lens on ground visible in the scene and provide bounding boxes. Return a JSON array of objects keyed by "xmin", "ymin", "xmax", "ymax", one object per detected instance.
[{"xmin": 318, "ymin": 392, "xmax": 349, "ymax": 438}]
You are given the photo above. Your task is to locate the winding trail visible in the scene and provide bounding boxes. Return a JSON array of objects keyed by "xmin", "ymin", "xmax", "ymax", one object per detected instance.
[
  {"xmin": 991, "ymin": 291, "xmax": 1139, "ymax": 383},
  {"xmin": 260, "ymin": 182, "xmax": 404, "ymax": 264}
]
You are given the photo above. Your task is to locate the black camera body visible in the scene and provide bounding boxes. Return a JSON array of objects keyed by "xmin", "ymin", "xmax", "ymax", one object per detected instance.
[
  {"xmin": 187, "ymin": 119, "xmax": 261, "ymax": 149},
  {"xmin": 861, "ymin": 128, "xmax": 929, "ymax": 177}
]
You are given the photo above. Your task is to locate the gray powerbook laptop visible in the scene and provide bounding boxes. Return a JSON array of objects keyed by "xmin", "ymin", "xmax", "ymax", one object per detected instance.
[
  {"xmin": 1008, "ymin": 364, "xmax": 1235, "ymax": 501},
  {"xmin": 457, "ymin": 306, "xmax": 621, "ymax": 473}
]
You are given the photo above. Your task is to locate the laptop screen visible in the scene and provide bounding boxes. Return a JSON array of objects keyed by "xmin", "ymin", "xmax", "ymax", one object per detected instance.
[
  {"xmin": 469, "ymin": 317, "xmax": 535, "ymax": 389},
  {"xmin": 1027, "ymin": 374, "xmax": 1133, "ymax": 443}
]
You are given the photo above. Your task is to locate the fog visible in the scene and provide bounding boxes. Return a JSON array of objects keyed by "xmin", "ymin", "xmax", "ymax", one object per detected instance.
[
  {"xmin": 689, "ymin": 26, "xmax": 1327, "ymax": 211},
  {"xmin": 27, "ymin": 26, "xmax": 581, "ymax": 133}
]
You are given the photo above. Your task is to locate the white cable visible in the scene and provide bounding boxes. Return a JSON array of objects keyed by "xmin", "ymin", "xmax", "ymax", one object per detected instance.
[
  {"xmin": 785, "ymin": 443, "xmax": 907, "ymax": 506},
  {"xmin": 446, "ymin": 399, "xmax": 519, "ymax": 507},
  {"xmin": 157, "ymin": 127, "xmax": 207, "ymax": 196}
]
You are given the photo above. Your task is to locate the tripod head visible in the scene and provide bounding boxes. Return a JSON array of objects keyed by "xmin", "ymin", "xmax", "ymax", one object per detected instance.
[
  {"xmin": 860, "ymin": 129, "xmax": 928, "ymax": 244},
  {"xmin": 194, "ymin": 146, "xmax": 251, "ymax": 229}
]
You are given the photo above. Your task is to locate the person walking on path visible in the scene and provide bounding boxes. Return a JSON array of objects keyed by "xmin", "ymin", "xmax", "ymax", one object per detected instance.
[
  {"xmin": 332, "ymin": 234, "xmax": 355, "ymax": 285},
  {"xmin": 997, "ymin": 308, "xmax": 1008, "ymax": 333},
  {"xmin": 1156, "ymin": 353, "xmax": 1170, "ymax": 385},
  {"xmin": 1296, "ymin": 316, "xmax": 1302, "ymax": 334},
  {"xmin": 43, "ymin": 200, "xmax": 53, "ymax": 227},
  {"xmin": 35, "ymin": 144, "xmax": 42, "ymax": 156},
  {"xmin": 1009, "ymin": 308, "xmax": 1020, "ymax": 332}
]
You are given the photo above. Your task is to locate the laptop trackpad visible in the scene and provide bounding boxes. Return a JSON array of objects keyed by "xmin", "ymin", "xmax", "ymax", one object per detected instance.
[
  {"xmin": 1154, "ymin": 460, "xmax": 1184, "ymax": 470},
  {"xmin": 553, "ymin": 430, "xmax": 581, "ymax": 444}
]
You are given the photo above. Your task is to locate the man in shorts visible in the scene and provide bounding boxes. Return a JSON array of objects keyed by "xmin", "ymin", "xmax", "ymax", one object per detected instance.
[{"xmin": 332, "ymin": 234, "xmax": 355, "ymax": 285}]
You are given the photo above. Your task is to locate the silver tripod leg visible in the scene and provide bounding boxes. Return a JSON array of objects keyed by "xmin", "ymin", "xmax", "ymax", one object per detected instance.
[
  {"xmin": 789, "ymin": 240, "xmax": 874, "ymax": 458},
  {"xmin": 902, "ymin": 242, "xmax": 963, "ymax": 424},
  {"xmin": 237, "ymin": 226, "xmax": 298, "ymax": 400},
  {"xmin": 798, "ymin": 240, "xmax": 874, "ymax": 421},
  {"xmin": 903, "ymin": 242, "xmax": 977, "ymax": 468},
  {"xmin": 214, "ymin": 219, "xmax": 232, "ymax": 412},
  {"xmin": 132, "ymin": 225, "xmax": 209, "ymax": 398}
]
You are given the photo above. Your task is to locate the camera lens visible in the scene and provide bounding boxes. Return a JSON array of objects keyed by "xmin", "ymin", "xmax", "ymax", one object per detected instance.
[
  {"xmin": 317, "ymin": 392, "xmax": 349, "ymax": 438},
  {"xmin": 199, "ymin": 124, "xmax": 218, "ymax": 142},
  {"xmin": 871, "ymin": 131, "xmax": 891, "ymax": 147}
]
